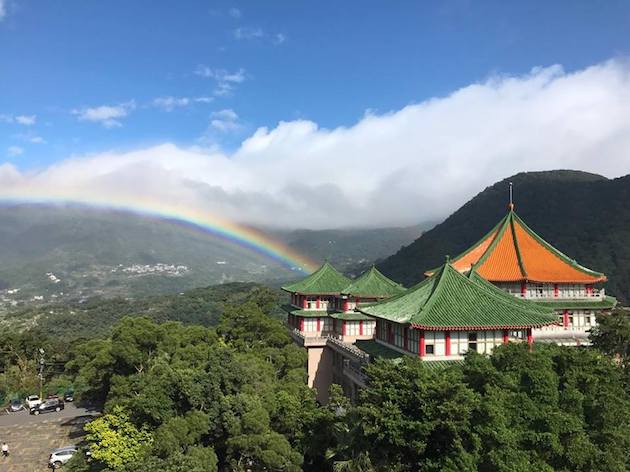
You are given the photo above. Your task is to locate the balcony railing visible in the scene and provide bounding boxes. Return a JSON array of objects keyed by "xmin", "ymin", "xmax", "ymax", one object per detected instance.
[{"xmin": 511, "ymin": 288, "xmax": 605, "ymax": 300}]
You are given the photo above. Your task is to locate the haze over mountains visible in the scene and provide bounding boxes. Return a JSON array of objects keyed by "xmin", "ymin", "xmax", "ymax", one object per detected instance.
[
  {"xmin": 378, "ymin": 170, "xmax": 630, "ymax": 304},
  {"xmin": 0, "ymin": 205, "xmax": 421, "ymax": 309}
]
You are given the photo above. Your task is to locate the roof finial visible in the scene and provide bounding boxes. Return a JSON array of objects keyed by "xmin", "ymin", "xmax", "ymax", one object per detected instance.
[
  {"xmin": 445, "ymin": 254, "xmax": 450, "ymax": 263},
  {"xmin": 508, "ymin": 181, "xmax": 515, "ymax": 211}
]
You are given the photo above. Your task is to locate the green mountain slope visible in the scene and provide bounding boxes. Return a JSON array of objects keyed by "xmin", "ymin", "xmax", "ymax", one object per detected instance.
[
  {"xmin": 0, "ymin": 205, "xmax": 421, "ymax": 309},
  {"xmin": 378, "ymin": 170, "xmax": 630, "ymax": 304}
]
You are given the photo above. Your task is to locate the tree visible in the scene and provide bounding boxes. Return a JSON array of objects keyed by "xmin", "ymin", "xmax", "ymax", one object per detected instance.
[{"xmin": 84, "ymin": 406, "xmax": 154, "ymax": 470}]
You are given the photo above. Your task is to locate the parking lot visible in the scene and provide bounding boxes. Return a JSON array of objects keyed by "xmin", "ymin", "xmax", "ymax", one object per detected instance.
[{"xmin": 0, "ymin": 403, "xmax": 100, "ymax": 471}]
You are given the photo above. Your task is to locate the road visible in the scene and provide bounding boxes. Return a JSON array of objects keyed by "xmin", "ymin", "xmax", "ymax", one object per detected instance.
[
  {"xmin": 0, "ymin": 403, "xmax": 101, "ymax": 472},
  {"xmin": 0, "ymin": 402, "xmax": 100, "ymax": 427}
]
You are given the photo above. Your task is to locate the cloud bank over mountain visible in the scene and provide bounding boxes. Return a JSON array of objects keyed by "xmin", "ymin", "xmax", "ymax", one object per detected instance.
[{"xmin": 2, "ymin": 60, "xmax": 630, "ymax": 229}]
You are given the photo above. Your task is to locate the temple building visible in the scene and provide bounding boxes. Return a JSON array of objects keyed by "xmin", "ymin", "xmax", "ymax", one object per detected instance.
[
  {"xmin": 427, "ymin": 207, "xmax": 617, "ymax": 345},
  {"xmin": 283, "ymin": 205, "xmax": 617, "ymax": 402}
]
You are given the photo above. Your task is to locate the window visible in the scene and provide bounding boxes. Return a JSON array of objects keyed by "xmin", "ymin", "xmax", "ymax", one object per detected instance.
[
  {"xmin": 425, "ymin": 344, "xmax": 434, "ymax": 354},
  {"xmin": 346, "ymin": 321, "xmax": 360, "ymax": 336},
  {"xmin": 468, "ymin": 332, "xmax": 478, "ymax": 352},
  {"xmin": 408, "ymin": 329, "xmax": 419, "ymax": 354},
  {"xmin": 363, "ymin": 321, "xmax": 375, "ymax": 336},
  {"xmin": 393, "ymin": 324, "xmax": 404, "ymax": 348}
]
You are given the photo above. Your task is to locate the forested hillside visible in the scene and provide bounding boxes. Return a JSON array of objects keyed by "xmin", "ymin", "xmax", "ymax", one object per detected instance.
[
  {"xmin": 378, "ymin": 170, "xmax": 630, "ymax": 304},
  {"xmin": 0, "ymin": 205, "xmax": 420, "ymax": 309},
  {"xmin": 2, "ymin": 301, "xmax": 629, "ymax": 471},
  {"xmin": 1, "ymin": 282, "xmax": 282, "ymax": 340}
]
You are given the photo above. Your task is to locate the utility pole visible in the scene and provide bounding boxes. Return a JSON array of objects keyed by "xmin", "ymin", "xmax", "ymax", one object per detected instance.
[{"xmin": 38, "ymin": 348, "xmax": 45, "ymax": 399}]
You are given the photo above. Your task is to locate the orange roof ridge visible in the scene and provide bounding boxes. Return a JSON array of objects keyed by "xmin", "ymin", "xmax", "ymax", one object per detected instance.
[{"xmin": 434, "ymin": 210, "xmax": 606, "ymax": 284}]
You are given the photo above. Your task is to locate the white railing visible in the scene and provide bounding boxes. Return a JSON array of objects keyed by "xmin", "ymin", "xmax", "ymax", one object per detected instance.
[{"xmin": 511, "ymin": 288, "xmax": 605, "ymax": 300}]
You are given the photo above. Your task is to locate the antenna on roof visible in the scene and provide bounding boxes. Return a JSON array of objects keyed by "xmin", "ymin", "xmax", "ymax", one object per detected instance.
[{"xmin": 508, "ymin": 182, "xmax": 514, "ymax": 211}]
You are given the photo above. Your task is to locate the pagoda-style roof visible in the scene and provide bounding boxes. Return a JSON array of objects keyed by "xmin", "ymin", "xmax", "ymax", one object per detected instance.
[
  {"xmin": 359, "ymin": 262, "xmax": 558, "ymax": 331},
  {"xmin": 282, "ymin": 261, "xmax": 351, "ymax": 295},
  {"xmin": 341, "ymin": 266, "xmax": 406, "ymax": 298},
  {"xmin": 426, "ymin": 210, "xmax": 606, "ymax": 284}
]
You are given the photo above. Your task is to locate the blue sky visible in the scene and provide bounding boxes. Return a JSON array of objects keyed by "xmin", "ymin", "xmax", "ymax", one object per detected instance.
[
  {"xmin": 2, "ymin": 1, "xmax": 630, "ymax": 229},
  {"xmin": 2, "ymin": 0, "xmax": 630, "ymax": 168}
]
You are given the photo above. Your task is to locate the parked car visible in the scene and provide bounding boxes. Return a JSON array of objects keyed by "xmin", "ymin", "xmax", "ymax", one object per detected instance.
[
  {"xmin": 25, "ymin": 395, "xmax": 41, "ymax": 409},
  {"xmin": 48, "ymin": 446, "xmax": 77, "ymax": 468},
  {"xmin": 63, "ymin": 390, "xmax": 74, "ymax": 402},
  {"xmin": 9, "ymin": 399, "xmax": 24, "ymax": 412},
  {"xmin": 30, "ymin": 398, "xmax": 64, "ymax": 415}
]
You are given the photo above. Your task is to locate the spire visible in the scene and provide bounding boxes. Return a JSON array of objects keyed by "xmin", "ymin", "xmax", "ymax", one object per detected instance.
[{"xmin": 508, "ymin": 181, "xmax": 514, "ymax": 211}]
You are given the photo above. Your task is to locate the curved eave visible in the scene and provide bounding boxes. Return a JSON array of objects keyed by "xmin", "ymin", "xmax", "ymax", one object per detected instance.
[
  {"xmin": 480, "ymin": 276, "xmax": 607, "ymax": 284},
  {"xmin": 283, "ymin": 290, "xmax": 343, "ymax": 296},
  {"xmin": 340, "ymin": 292, "xmax": 392, "ymax": 299},
  {"xmin": 410, "ymin": 321, "xmax": 561, "ymax": 331}
]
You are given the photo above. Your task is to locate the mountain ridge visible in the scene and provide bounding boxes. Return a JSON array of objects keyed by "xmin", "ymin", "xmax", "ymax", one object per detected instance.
[{"xmin": 378, "ymin": 170, "xmax": 630, "ymax": 304}]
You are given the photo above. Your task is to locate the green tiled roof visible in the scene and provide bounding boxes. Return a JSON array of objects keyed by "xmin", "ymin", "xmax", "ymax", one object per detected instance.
[
  {"xmin": 359, "ymin": 263, "xmax": 558, "ymax": 330},
  {"xmin": 422, "ymin": 359, "xmax": 464, "ymax": 370},
  {"xmin": 354, "ymin": 339, "xmax": 405, "ymax": 362},
  {"xmin": 342, "ymin": 266, "xmax": 406, "ymax": 298},
  {"xmin": 531, "ymin": 296, "xmax": 617, "ymax": 310},
  {"xmin": 281, "ymin": 261, "xmax": 351, "ymax": 295},
  {"xmin": 330, "ymin": 311, "xmax": 375, "ymax": 321},
  {"xmin": 281, "ymin": 304, "xmax": 331, "ymax": 318}
]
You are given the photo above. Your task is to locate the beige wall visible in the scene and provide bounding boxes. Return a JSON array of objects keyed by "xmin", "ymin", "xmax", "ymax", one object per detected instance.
[{"xmin": 307, "ymin": 346, "xmax": 333, "ymax": 404}]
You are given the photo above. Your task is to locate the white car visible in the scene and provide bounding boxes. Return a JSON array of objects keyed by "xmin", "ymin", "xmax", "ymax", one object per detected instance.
[
  {"xmin": 25, "ymin": 395, "xmax": 41, "ymax": 409},
  {"xmin": 48, "ymin": 446, "xmax": 77, "ymax": 468}
]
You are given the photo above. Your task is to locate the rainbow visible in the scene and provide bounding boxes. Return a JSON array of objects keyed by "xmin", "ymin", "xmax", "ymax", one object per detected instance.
[{"xmin": 0, "ymin": 191, "xmax": 319, "ymax": 273}]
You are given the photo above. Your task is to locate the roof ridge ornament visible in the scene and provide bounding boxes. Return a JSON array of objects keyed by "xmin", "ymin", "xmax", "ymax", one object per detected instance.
[{"xmin": 508, "ymin": 181, "xmax": 515, "ymax": 211}]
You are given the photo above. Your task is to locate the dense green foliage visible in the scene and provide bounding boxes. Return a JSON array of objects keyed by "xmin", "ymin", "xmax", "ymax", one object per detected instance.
[
  {"xmin": 378, "ymin": 170, "xmax": 630, "ymax": 303},
  {"xmin": 327, "ymin": 344, "xmax": 630, "ymax": 472},
  {"xmin": 2, "ymin": 285, "xmax": 629, "ymax": 471},
  {"xmin": 3, "ymin": 282, "xmax": 282, "ymax": 339},
  {"xmin": 62, "ymin": 302, "xmax": 320, "ymax": 471}
]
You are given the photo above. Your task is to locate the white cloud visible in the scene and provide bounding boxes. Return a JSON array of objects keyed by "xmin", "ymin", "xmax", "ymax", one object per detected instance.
[
  {"xmin": 29, "ymin": 136, "xmax": 45, "ymax": 144},
  {"xmin": 233, "ymin": 27, "xmax": 264, "ymax": 40},
  {"xmin": 15, "ymin": 115, "xmax": 36, "ymax": 126},
  {"xmin": 151, "ymin": 96, "xmax": 214, "ymax": 111},
  {"xmin": 72, "ymin": 101, "xmax": 135, "ymax": 128},
  {"xmin": 0, "ymin": 0, "xmax": 6, "ymax": 21},
  {"xmin": 4, "ymin": 60, "xmax": 630, "ymax": 229},
  {"xmin": 152, "ymin": 96, "xmax": 190, "ymax": 111},
  {"xmin": 7, "ymin": 145, "xmax": 23, "ymax": 157},
  {"xmin": 194, "ymin": 66, "xmax": 246, "ymax": 97},
  {"xmin": 210, "ymin": 109, "xmax": 241, "ymax": 132},
  {"xmin": 273, "ymin": 33, "xmax": 286, "ymax": 45},
  {"xmin": 228, "ymin": 7, "xmax": 241, "ymax": 18}
]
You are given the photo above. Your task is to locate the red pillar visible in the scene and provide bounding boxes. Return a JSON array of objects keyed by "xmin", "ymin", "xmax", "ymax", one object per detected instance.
[
  {"xmin": 342, "ymin": 321, "xmax": 347, "ymax": 336},
  {"xmin": 502, "ymin": 329, "xmax": 509, "ymax": 344},
  {"xmin": 403, "ymin": 328, "xmax": 408, "ymax": 351},
  {"xmin": 586, "ymin": 285, "xmax": 593, "ymax": 296},
  {"xmin": 553, "ymin": 284, "xmax": 559, "ymax": 298},
  {"xmin": 445, "ymin": 331, "xmax": 451, "ymax": 356},
  {"xmin": 527, "ymin": 327, "xmax": 533, "ymax": 350},
  {"xmin": 419, "ymin": 330, "xmax": 425, "ymax": 357},
  {"xmin": 520, "ymin": 281, "xmax": 527, "ymax": 297},
  {"xmin": 316, "ymin": 317, "xmax": 321, "ymax": 332},
  {"xmin": 355, "ymin": 297, "xmax": 361, "ymax": 305},
  {"xmin": 302, "ymin": 296, "xmax": 307, "ymax": 309},
  {"xmin": 359, "ymin": 320, "xmax": 363, "ymax": 336},
  {"xmin": 316, "ymin": 296, "xmax": 321, "ymax": 309},
  {"xmin": 563, "ymin": 310, "xmax": 569, "ymax": 328},
  {"xmin": 299, "ymin": 317, "xmax": 304, "ymax": 332}
]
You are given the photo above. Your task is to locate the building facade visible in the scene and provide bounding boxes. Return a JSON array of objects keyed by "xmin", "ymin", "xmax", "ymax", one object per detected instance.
[{"xmin": 283, "ymin": 207, "xmax": 617, "ymax": 403}]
